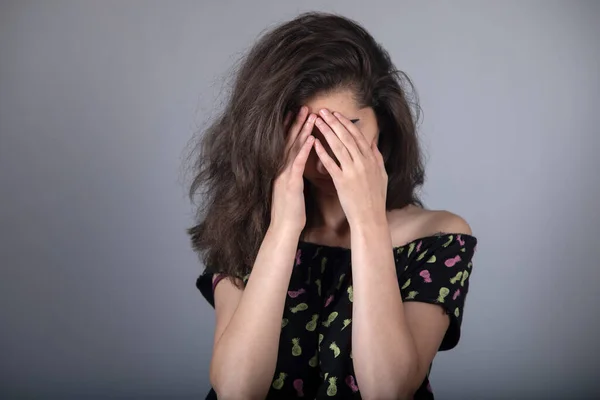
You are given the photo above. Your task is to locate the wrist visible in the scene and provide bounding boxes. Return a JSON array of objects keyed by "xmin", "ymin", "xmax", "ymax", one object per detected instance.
[
  {"xmin": 349, "ymin": 216, "xmax": 390, "ymax": 242},
  {"xmin": 348, "ymin": 211, "xmax": 388, "ymax": 232},
  {"xmin": 267, "ymin": 222, "xmax": 303, "ymax": 241}
]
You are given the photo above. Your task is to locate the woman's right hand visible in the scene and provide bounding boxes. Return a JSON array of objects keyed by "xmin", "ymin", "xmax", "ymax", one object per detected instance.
[{"xmin": 270, "ymin": 106, "xmax": 316, "ymax": 234}]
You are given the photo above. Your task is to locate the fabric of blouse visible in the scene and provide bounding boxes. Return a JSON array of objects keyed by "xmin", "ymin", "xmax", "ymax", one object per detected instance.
[{"xmin": 197, "ymin": 233, "xmax": 477, "ymax": 399}]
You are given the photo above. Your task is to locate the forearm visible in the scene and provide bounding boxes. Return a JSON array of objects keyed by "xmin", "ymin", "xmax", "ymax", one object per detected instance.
[
  {"xmin": 211, "ymin": 225, "xmax": 300, "ymax": 399},
  {"xmin": 350, "ymin": 219, "xmax": 419, "ymax": 399}
]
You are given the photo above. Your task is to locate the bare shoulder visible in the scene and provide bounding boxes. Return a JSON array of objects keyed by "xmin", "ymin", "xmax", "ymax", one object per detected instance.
[
  {"xmin": 387, "ymin": 206, "xmax": 472, "ymax": 246},
  {"xmin": 423, "ymin": 209, "xmax": 472, "ymax": 236}
]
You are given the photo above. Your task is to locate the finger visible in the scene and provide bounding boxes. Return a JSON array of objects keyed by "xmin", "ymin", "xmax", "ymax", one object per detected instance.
[
  {"xmin": 318, "ymin": 109, "xmax": 362, "ymax": 160},
  {"xmin": 284, "ymin": 106, "xmax": 309, "ymax": 155},
  {"xmin": 291, "ymin": 135, "xmax": 315, "ymax": 175},
  {"xmin": 372, "ymin": 139, "xmax": 385, "ymax": 166},
  {"xmin": 283, "ymin": 111, "xmax": 293, "ymax": 130},
  {"xmin": 333, "ymin": 111, "xmax": 372, "ymax": 157},
  {"xmin": 314, "ymin": 117, "xmax": 353, "ymax": 167},
  {"xmin": 286, "ymin": 113, "xmax": 316, "ymax": 167},
  {"xmin": 314, "ymin": 138, "xmax": 342, "ymax": 179}
]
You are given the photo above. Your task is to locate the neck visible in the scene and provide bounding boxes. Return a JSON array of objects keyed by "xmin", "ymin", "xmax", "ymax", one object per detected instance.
[{"xmin": 303, "ymin": 183, "xmax": 350, "ymax": 240}]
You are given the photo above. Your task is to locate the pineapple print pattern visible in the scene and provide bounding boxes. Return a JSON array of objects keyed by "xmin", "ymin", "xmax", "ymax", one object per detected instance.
[
  {"xmin": 292, "ymin": 338, "xmax": 302, "ymax": 356},
  {"xmin": 272, "ymin": 372, "xmax": 287, "ymax": 390},
  {"xmin": 198, "ymin": 233, "xmax": 477, "ymax": 399}
]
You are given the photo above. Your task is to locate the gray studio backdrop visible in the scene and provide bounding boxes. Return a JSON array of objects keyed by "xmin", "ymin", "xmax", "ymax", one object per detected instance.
[{"xmin": 1, "ymin": 1, "xmax": 599, "ymax": 398}]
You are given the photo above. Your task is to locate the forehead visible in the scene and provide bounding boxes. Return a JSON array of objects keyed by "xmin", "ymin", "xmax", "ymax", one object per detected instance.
[{"xmin": 304, "ymin": 89, "xmax": 363, "ymax": 116}]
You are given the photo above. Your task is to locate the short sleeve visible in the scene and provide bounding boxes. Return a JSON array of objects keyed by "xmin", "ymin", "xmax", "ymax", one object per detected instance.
[
  {"xmin": 196, "ymin": 271, "xmax": 218, "ymax": 308},
  {"xmin": 196, "ymin": 270, "xmax": 250, "ymax": 308},
  {"xmin": 398, "ymin": 234, "xmax": 477, "ymax": 351}
]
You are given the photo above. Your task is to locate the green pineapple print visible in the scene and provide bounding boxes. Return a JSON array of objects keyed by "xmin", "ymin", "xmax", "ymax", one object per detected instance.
[
  {"xmin": 321, "ymin": 257, "xmax": 327, "ymax": 274},
  {"xmin": 341, "ymin": 318, "xmax": 351, "ymax": 331},
  {"xmin": 417, "ymin": 249, "xmax": 428, "ymax": 261},
  {"xmin": 292, "ymin": 338, "xmax": 302, "ymax": 356},
  {"xmin": 327, "ymin": 376, "xmax": 338, "ymax": 396},
  {"xmin": 437, "ymin": 287, "xmax": 450, "ymax": 303},
  {"xmin": 305, "ymin": 314, "xmax": 319, "ymax": 331},
  {"xmin": 401, "ymin": 278, "xmax": 411, "ymax": 290},
  {"xmin": 406, "ymin": 290, "xmax": 418, "ymax": 300},
  {"xmin": 468, "ymin": 261, "xmax": 473, "ymax": 269},
  {"xmin": 450, "ymin": 271, "xmax": 463, "ymax": 285},
  {"xmin": 281, "ymin": 318, "xmax": 288, "ymax": 328},
  {"xmin": 324, "ymin": 372, "xmax": 329, "ymax": 380},
  {"xmin": 443, "ymin": 235, "xmax": 454, "ymax": 247},
  {"xmin": 315, "ymin": 279, "xmax": 322, "ymax": 296},
  {"xmin": 290, "ymin": 302, "xmax": 308, "ymax": 313},
  {"xmin": 272, "ymin": 372, "xmax": 286, "ymax": 390},
  {"xmin": 318, "ymin": 333, "xmax": 324, "ymax": 346},
  {"xmin": 322, "ymin": 311, "xmax": 338, "ymax": 327},
  {"xmin": 329, "ymin": 341, "xmax": 340, "ymax": 358},
  {"xmin": 313, "ymin": 247, "xmax": 321, "ymax": 259},
  {"xmin": 427, "ymin": 255, "xmax": 437, "ymax": 263},
  {"xmin": 309, "ymin": 351, "xmax": 318, "ymax": 367},
  {"xmin": 347, "ymin": 285, "xmax": 353, "ymax": 302},
  {"xmin": 454, "ymin": 307, "xmax": 460, "ymax": 318},
  {"xmin": 461, "ymin": 270, "xmax": 469, "ymax": 286},
  {"xmin": 407, "ymin": 242, "xmax": 415, "ymax": 257},
  {"xmin": 336, "ymin": 273, "xmax": 346, "ymax": 290}
]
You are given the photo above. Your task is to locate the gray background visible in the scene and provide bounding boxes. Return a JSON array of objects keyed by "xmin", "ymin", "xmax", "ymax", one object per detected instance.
[{"xmin": 1, "ymin": 0, "xmax": 599, "ymax": 398}]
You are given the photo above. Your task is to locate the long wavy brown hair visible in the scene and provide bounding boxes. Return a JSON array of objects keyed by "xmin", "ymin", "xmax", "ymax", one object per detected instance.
[{"xmin": 186, "ymin": 11, "xmax": 425, "ymax": 286}]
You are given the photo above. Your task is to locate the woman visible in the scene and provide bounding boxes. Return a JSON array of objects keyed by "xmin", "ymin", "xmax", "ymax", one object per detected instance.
[{"xmin": 188, "ymin": 11, "xmax": 477, "ymax": 399}]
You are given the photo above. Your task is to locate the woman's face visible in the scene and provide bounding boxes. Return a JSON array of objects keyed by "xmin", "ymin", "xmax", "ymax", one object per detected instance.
[{"xmin": 301, "ymin": 89, "xmax": 380, "ymax": 193}]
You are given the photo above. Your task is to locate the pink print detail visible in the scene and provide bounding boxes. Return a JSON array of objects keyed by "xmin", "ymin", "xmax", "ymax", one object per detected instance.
[
  {"xmin": 324, "ymin": 294, "xmax": 334, "ymax": 307},
  {"xmin": 419, "ymin": 270, "xmax": 432, "ymax": 283},
  {"xmin": 416, "ymin": 240, "xmax": 422, "ymax": 252},
  {"xmin": 295, "ymin": 249, "xmax": 302, "ymax": 266},
  {"xmin": 288, "ymin": 288, "xmax": 306, "ymax": 298},
  {"xmin": 427, "ymin": 382, "xmax": 432, "ymax": 393},
  {"xmin": 445, "ymin": 255, "xmax": 461, "ymax": 267},
  {"xmin": 293, "ymin": 378, "xmax": 304, "ymax": 397},
  {"xmin": 453, "ymin": 289, "xmax": 460, "ymax": 300},
  {"xmin": 457, "ymin": 234, "xmax": 465, "ymax": 246},
  {"xmin": 345, "ymin": 375, "xmax": 359, "ymax": 393}
]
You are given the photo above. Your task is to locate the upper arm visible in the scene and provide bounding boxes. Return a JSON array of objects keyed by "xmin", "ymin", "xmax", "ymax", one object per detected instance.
[
  {"xmin": 403, "ymin": 302, "xmax": 449, "ymax": 379},
  {"xmin": 212, "ymin": 275, "xmax": 244, "ymax": 347}
]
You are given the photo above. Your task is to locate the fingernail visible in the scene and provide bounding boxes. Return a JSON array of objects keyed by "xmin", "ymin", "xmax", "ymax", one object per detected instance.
[{"xmin": 320, "ymin": 109, "xmax": 329, "ymax": 116}]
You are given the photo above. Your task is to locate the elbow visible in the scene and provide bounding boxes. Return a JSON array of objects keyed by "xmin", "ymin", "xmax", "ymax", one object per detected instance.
[
  {"xmin": 213, "ymin": 387, "xmax": 263, "ymax": 400},
  {"xmin": 210, "ymin": 364, "xmax": 268, "ymax": 400},
  {"xmin": 360, "ymin": 362, "xmax": 420, "ymax": 400},
  {"xmin": 396, "ymin": 385, "xmax": 418, "ymax": 400},
  {"xmin": 395, "ymin": 365, "xmax": 424, "ymax": 400},
  {"xmin": 211, "ymin": 378, "xmax": 265, "ymax": 400}
]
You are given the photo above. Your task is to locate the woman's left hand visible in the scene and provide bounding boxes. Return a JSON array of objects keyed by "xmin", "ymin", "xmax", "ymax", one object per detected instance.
[{"xmin": 313, "ymin": 109, "xmax": 388, "ymax": 226}]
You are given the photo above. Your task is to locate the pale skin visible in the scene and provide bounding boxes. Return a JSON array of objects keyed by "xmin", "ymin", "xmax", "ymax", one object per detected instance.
[{"xmin": 209, "ymin": 89, "xmax": 472, "ymax": 399}]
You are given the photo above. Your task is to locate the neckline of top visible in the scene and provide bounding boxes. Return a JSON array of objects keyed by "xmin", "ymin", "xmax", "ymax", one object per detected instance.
[{"xmin": 298, "ymin": 232, "xmax": 477, "ymax": 252}]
